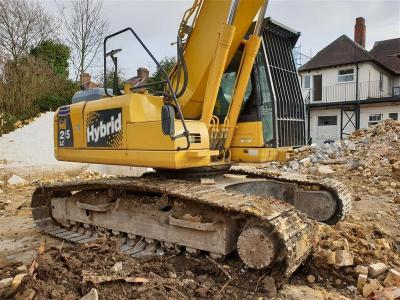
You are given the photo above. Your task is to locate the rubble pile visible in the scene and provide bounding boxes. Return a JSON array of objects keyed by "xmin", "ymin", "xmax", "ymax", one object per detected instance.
[
  {"xmin": 306, "ymin": 221, "xmax": 400, "ymax": 299},
  {"xmin": 0, "ymin": 170, "xmax": 105, "ymax": 218},
  {"xmin": 0, "ymin": 239, "xmax": 349, "ymax": 300},
  {"xmin": 283, "ymin": 120, "xmax": 400, "ymax": 197},
  {"xmin": 274, "ymin": 120, "xmax": 400, "ymax": 299}
]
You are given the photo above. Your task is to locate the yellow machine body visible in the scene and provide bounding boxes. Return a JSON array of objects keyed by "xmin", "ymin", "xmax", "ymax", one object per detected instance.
[
  {"xmin": 54, "ymin": 0, "xmax": 292, "ymax": 169},
  {"xmin": 54, "ymin": 95, "xmax": 284, "ymax": 167},
  {"xmin": 55, "ymin": 94, "xmax": 220, "ymax": 169},
  {"xmin": 230, "ymin": 121, "xmax": 289, "ymax": 162},
  {"xmin": 177, "ymin": 0, "xmax": 264, "ymax": 118}
]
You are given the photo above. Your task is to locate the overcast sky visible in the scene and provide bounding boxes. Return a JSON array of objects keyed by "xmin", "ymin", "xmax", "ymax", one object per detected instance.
[{"xmin": 46, "ymin": 0, "xmax": 399, "ymax": 80}]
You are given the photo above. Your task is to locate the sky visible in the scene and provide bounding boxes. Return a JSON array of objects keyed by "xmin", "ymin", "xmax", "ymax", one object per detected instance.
[{"xmin": 45, "ymin": 0, "xmax": 400, "ymax": 80}]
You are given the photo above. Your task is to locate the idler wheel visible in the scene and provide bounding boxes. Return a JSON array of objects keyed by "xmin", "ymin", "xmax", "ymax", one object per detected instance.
[{"xmin": 237, "ymin": 227, "xmax": 277, "ymax": 269}]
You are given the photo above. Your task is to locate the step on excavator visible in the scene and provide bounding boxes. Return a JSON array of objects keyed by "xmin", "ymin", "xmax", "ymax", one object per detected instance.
[{"xmin": 32, "ymin": 0, "xmax": 351, "ymax": 278}]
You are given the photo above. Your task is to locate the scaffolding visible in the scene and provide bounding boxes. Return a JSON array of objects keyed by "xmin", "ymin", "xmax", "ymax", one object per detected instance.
[{"xmin": 293, "ymin": 44, "xmax": 311, "ymax": 69}]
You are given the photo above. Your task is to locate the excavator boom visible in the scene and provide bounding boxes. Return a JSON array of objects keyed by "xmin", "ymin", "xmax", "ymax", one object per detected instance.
[{"xmin": 174, "ymin": 0, "xmax": 265, "ymax": 117}]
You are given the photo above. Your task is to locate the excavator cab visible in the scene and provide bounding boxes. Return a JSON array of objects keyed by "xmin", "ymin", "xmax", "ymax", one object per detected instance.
[{"xmin": 214, "ymin": 18, "xmax": 306, "ymax": 162}]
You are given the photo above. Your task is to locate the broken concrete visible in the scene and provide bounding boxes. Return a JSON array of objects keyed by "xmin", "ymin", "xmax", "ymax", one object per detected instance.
[
  {"xmin": 7, "ymin": 175, "xmax": 26, "ymax": 185},
  {"xmin": 373, "ymin": 287, "xmax": 400, "ymax": 300},
  {"xmin": 299, "ymin": 157, "xmax": 311, "ymax": 167},
  {"xmin": 355, "ymin": 265, "xmax": 369, "ymax": 275},
  {"xmin": 384, "ymin": 269, "xmax": 400, "ymax": 287},
  {"xmin": 362, "ymin": 279, "xmax": 382, "ymax": 297},
  {"xmin": 357, "ymin": 274, "xmax": 368, "ymax": 290},
  {"xmin": 110, "ymin": 261, "xmax": 123, "ymax": 273},
  {"xmin": 279, "ymin": 285, "xmax": 324, "ymax": 300},
  {"xmin": 80, "ymin": 288, "xmax": 99, "ymax": 300},
  {"xmin": 317, "ymin": 165, "xmax": 335, "ymax": 176},
  {"xmin": 334, "ymin": 250, "xmax": 354, "ymax": 267},
  {"xmin": 369, "ymin": 262, "xmax": 389, "ymax": 278}
]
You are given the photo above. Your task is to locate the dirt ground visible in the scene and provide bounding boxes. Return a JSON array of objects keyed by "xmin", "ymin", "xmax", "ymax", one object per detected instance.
[
  {"xmin": 3, "ymin": 119, "xmax": 400, "ymax": 300},
  {"xmin": 0, "ymin": 167, "xmax": 399, "ymax": 300}
]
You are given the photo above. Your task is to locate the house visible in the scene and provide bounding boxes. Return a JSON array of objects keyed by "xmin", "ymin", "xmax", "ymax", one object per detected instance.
[
  {"xmin": 298, "ymin": 17, "xmax": 400, "ymax": 145},
  {"xmin": 125, "ymin": 67, "xmax": 150, "ymax": 87},
  {"xmin": 80, "ymin": 73, "xmax": 98, "ymax": 90}
]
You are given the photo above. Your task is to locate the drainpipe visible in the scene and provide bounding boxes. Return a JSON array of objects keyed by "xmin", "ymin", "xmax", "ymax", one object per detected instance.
[
  {"xmin": 354, "ymin": 43, "xmax": 360, "ymax": 130},
  {"xmin": 307, "ymin": 91, "xmax": 311, "ymax": 144},
  {"xmin": 355, "ymin": 61, "xmax": 360, "ymax": 129}
]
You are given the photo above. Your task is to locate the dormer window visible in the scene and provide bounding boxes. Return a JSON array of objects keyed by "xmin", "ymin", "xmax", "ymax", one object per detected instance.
[{"xmin": 338, "ymin": 68, "xmax": 354, "ymax": 83}]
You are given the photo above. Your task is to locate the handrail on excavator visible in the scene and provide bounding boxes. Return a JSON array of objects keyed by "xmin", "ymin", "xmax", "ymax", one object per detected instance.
[{"xmin": 103, "ymin": 27, "xmax": 191, "ymax": 150}]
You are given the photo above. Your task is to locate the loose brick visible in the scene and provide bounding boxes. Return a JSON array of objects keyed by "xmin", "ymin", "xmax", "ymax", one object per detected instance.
[
  {"xmin": 369, "ymin": 262, "xmax": 389, "ymax": 278},
  {"xmin": 384, "ymin": 269, "xmax": 400, "ymax": 288}
]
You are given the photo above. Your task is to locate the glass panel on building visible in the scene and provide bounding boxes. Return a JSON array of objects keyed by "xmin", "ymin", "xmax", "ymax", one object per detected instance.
[
  {"xmin": 318, "ymin": 116, "xmax": 337, "ymax": 126},
  {"xmin": 338, "ymin": 68, "xmax": 354, "ymax": 83}
]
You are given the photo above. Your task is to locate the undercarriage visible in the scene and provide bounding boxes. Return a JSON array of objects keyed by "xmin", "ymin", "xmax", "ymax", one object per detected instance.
[{"xmin": 31, "ymin": 169, "xmax": 351, "ymax": 279}]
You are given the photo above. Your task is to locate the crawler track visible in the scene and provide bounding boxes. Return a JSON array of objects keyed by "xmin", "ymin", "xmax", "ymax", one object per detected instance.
[
  {"xmin": 232, "ymin": 167, "xmax": 353, "ymax": 225},
  {"xmin": 31, "ymin": 177, "xmax": 312, "ymax": 278}
]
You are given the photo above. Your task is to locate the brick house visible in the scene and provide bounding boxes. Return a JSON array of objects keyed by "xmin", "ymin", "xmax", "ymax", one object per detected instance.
[
  {"xmin": 80, "ymin": 73, "xmax": 98, "ymax": 90},
  {"xmin": 299, "ymin": 17, "xmax": 400, "ymax": 144},
  {"xmin": 125, "ymin": 67, "xmax": 150, "ymax": 87}
]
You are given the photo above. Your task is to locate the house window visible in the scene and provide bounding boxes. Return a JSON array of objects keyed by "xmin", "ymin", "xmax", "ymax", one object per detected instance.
[
  {"xmin": 303, "ymin": 75, "xmax": 310, "ymax": 89},
  {"xmin": 318, "ymin": 116, "xmax": 337, "ymax": 126},
  {"xmin": 379, "ymin": 73, "xmax": 384, "ymax": 90},
  {"xmin": 368, "ymin": 114, "xmax": 383, "ymax": 127},
  {"xmin": 338, "ymin": 68, "xmax": 354, "ymax": 83},
  {"xmin": 389, "ymin": 113, "xmax": 398, "ymax": 121}
]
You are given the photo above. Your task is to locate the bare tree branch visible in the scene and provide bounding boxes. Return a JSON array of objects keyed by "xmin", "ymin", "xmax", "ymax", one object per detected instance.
[
  {"xmin": 60, "ymin": 0, "xmax": 108, "ymax": 82},
  {"xmin": 0, "ymin": 0, "xmax": 54, "ymax": 62}
]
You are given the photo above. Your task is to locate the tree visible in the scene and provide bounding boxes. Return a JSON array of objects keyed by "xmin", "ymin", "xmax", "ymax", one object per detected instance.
[
  {"xmin": 95, "ymin": 64, "xmax": 125, "ymax": 90},
  {"xmin": 61, "ymin": 0, "xmax": 109, "ymax": 83},
  {"xmin": 30, "ymin": 40, "xmax": 71, "ymax": 78},
  {"xmin": 0, "ymin": 0, "xmax": 53, "ymax": 62},
  {"xmin": 149, "ymin": 57, "xmax": 176, "ymax": 92}
]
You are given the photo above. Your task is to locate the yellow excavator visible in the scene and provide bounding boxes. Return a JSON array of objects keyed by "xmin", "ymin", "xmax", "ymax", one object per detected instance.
[{"xmin": 32, "ymin": 0, "xmax": 351, "ymax": 278}]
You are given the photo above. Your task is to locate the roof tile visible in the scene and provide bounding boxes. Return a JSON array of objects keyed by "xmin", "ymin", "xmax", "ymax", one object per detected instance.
[
  {"xmin": 299, "ymin": 35, "xmax": 374, "ymax": 72},
  {"xmin": 370, "ymin": 38, "xmax": 400, "ymax": 74}
]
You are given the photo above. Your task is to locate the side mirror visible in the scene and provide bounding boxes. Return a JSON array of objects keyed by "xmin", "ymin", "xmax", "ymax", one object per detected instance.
[
  {"xmin": 161, "ymin": 105, "xmax": 175, "ymax": 137},
  {"xmin": 105, "ymin": 49, "xmax": 122, "ymax": 96}
]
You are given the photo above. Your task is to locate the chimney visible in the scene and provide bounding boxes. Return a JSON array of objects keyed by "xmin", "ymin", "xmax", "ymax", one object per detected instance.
[
  {"xmin": 137, "ymin": 67, "xmax": 149, "ymax": 79},
  {"xmin": 81, "ymin": 72, "xmax": 91, "ymax": 83},
  {"xmin": 354, "ymin": 17, "xmax": 366, "ymax": 48}
]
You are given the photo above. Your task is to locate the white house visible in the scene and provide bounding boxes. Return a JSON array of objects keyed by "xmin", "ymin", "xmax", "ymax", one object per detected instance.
[{"xmin": 298, "ymin": 17, "xmax": 400, "ymax": 145}]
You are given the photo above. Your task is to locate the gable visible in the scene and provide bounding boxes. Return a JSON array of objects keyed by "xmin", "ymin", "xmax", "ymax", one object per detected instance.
[
  {"xmin": 299, "ymin": 35, "xmax": 374, "ymax": 72},
  {"xmin": 370, "ymin": 38, "xmax": 400, "ymax": 74}
]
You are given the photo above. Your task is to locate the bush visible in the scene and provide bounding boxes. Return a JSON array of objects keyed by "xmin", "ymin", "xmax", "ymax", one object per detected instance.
[
  {"xmin": 0, "ymin": 57, "xmax": 79, "ymax": 120},
  {"xmin": 37, "ymin": 79, "xmax": 79, "ymax": 111},
  {"xmin": 37, "ymin": 95, "xmax": 66, "ymax": 111},
  {"xmin": 0, "ymin": 112, "xmax": 19, "ymax": 135},
  {"xmin": 0, "ymin": 57, "xmax": 56, "ymax": 118}
]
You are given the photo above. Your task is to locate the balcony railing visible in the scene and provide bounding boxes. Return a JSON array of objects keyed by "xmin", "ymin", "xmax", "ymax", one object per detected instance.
[{"xmin": 303, "ymin": 80, "xmax": 399, "ymax": 104}]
